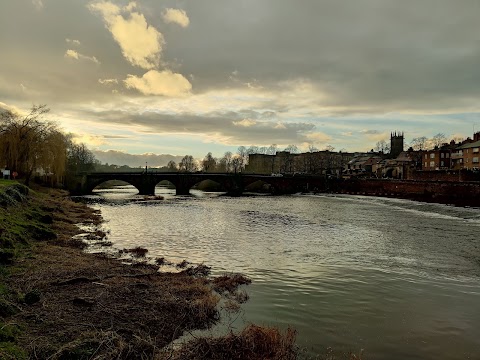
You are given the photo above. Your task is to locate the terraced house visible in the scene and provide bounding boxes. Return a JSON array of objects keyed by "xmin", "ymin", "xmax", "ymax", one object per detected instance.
[{"xmin": 452, "ymin": 132, "xmax": 480, "ymax": 170}]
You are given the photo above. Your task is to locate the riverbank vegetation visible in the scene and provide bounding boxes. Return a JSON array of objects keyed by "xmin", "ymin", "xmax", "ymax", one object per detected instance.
[
  {"xmin": 0, "ymin": 183, "xmax": 300, "ymax": 359},
  {"xmin": 0, "ymin": 105, "xmax": 97, "ymax": 186}
]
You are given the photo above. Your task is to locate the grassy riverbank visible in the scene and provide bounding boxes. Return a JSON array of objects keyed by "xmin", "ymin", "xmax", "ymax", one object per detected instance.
[{"xmin": 0, "ymin": 182, "xmax": 298, "ymax": 359}]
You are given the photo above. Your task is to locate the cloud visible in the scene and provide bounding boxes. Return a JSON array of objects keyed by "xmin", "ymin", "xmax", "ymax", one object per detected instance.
[
  {"xmin": 71, "ymin": 106, "xmax": 318, "ymax": 147},
  {"xmin": 64, "ymin": 49, "xmax": 79, "ymax": 60},
  {"xmin": 66, "ymin": 38, "xmax": 81, "ymax": 46},
  {"xmin": 98, "ymin": 78, "xmax": 118, "ymax": 85},
  {"xmin": 32, "ymin": 0, "xmax": 43, "ymax": 10},
  {"xmin": 305, "ymin": 132, "xmax": 332, "ymax": 143},
  {"xmin": 124, "ymin": 70, "xmax": 192, "ymax": 96},
  {"xmin": 0, "ymin": 102, "xmax": 23, "ymax": 114},
  {"xmin": 92, "ymin": 149, "xmax": 184, "ymax": 167},
  {"xmin": 88, "ymin": 1, "xmax": 164, "ymax": 69},
  {"xmin": 64, "ymin": 49, "xmax": 100, "ymax": 64},
  {"xmin": 162, "ymin": 8, "xmax": 190, "ymax": 28},
  {"xmin": 233, "ymin": 119, "xmax": 256, "ymax": 127}
]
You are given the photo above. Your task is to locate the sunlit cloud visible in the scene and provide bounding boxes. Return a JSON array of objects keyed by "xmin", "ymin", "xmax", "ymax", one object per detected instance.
[
  {"xmin": 305, "ymin": 132, "xmax": 331, "ymax": 144},
  {"xmin": 72, "ymin": 133, "xmax": 111, "ymax": 146},
  {"xmin": 98, "ymin": 78, "xmax": 118, "ymax": 85},
  {"xmin": 124, "ymin": 70, "xmax": 192, "ymax": 97},
  {"xmin": 32, "ymin": 0, "xmax": 43, "ymax": 10},
  {"xmin": 64, "ymin": 49, "xmax": 100, "ymax": 64},
  {"xmin": 88, "ymin": 1, "xmax": 164, "ymax": 69},
  {"xmin": 65, "ymin": 38, "xmax": 81, "ymax": 46},
  {"xmin": 0, "ymin": 102, "xmax": 24, "ymax": 114},
  {"xmin": 233, "ymin": 119, "xmax": 256, "ymax": 127},
  {"xmin": 162, "ymin": 8, "xmax": 190, "ymax": 28}
]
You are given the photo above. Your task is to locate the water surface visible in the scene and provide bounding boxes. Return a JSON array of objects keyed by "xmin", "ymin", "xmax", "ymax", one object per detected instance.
[{"xmin": 84, "ymin": 186, "xmax": 480, "ymax": 359}]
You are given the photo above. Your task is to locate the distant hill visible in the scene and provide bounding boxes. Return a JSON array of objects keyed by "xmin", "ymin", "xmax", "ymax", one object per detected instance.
[{"xmin": 92, "ymin": 150, "xmax": 184, "ymax": 168}]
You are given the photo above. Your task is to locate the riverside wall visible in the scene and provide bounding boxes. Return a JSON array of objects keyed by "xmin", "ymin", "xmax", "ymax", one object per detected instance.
[{"xmin": 336, "ymin": 179, "xmax": 480, "ymax": 206}]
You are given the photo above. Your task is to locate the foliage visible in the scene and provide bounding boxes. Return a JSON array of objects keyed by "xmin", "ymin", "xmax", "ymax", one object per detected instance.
[{"xmin": 0, "ymin": 105, "xmax": 66, "ymax": 184}]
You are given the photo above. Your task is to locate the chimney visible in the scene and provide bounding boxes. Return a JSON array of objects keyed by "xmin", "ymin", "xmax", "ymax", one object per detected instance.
[{"xmin": 474, "ymin": 132, "xmax": 480, "ymax": 142}]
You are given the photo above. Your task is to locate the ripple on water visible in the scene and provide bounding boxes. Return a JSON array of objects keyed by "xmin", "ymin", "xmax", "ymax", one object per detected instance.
[{"xmin": 85, "ymin": 188, "xmax": 480, "ymax": 360}]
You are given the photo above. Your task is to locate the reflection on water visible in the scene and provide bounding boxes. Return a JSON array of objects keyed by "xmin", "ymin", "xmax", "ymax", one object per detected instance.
[{"xmin": 84, "ymin": 185, "xmax": 480, "ymax": 359}]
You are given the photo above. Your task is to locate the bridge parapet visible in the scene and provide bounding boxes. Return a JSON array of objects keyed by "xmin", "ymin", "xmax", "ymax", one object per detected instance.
[{"xmin": 67, "ymin": 172, "xmax": 327, "ymax": 196}]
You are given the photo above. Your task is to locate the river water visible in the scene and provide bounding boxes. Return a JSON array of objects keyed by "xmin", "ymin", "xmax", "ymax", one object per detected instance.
[{"xmin": 84, "ymin": 186, "xmax": 480, "ymax": 359}]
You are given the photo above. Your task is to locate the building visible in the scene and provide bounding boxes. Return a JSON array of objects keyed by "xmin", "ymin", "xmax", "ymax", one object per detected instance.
[
  {"xmin": 452, "ymin": 132, "xmax": 480, "ymax": 170},
  {"xmin": 422, "ymin": 148, "xmax": 452, "ymax": 170},
  {"xmin": 246, "ymin": 150, "xmax": 354, "ymax": 176},
  {"xmin": 390, "ymin": 132, "xmax": 404, "ymax": 158},
  {"xmin": 448, "ymin": 132, "xmax": 480, "ymax": 170}
]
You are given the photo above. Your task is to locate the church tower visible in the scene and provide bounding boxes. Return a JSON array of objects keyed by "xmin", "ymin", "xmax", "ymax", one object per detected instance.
[{"xmin": 390, "ymin": 132, "xmax": 404, "ymax": 158}]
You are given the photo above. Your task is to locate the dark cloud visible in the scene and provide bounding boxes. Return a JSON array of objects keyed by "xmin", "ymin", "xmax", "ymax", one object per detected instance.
[
  {"xmin": 74, "ymin": 107, "xmax": 317, "ymax": 145},
  {"xmin": 0, "ymin": 0, "xmax": 479, "ymax": 155}
]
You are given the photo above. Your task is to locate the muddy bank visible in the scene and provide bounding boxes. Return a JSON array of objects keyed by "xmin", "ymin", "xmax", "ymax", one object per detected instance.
[{"xmin": 0, "ymin": 184, "xmax": 297, "ymax": 359}]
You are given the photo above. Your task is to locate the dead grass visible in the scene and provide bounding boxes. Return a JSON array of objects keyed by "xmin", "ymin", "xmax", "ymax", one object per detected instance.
[
  {"xmin": 212, "ymin": 273, "xmax": 252, "ymax": 293},
  {"xmin": 120, "ymin": 246, "xmax": 148, "ymax": 257},
  {"xmin": 164, "ymin": 324, "xmax": 298, "ymax": 360},
  {"xmin": 1, "ymin": 186, "xmax": 302, "ymax": 359}
]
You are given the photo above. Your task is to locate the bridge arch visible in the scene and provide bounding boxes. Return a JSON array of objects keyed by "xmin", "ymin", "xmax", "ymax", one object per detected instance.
[{"xmin": 87, "ymin": 177, "xmax": 142, "ymax": 194}]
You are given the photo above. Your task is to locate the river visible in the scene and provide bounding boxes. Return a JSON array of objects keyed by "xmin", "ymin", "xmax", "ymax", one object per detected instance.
[{"xmin": 82, "ymin": 186, "xmax": 480, "ymax": 359}]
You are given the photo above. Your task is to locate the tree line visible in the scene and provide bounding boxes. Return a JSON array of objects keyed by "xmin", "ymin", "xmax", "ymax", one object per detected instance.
[
  {"xmin": 165, "ymin": 144, "xmax": 338, "ymax": 173},
  {"xmin": 0, "ymin": 105, "xmax": 96, "ymax": 185}
]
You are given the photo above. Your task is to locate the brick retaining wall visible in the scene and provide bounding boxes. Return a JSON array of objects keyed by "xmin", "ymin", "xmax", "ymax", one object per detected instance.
[{"xmin": 337, "ymin": 179, "xmax": 480, "ymax": 206}]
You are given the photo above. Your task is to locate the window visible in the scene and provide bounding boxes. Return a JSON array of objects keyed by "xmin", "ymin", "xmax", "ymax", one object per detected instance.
[
  {"xmin": 446, "ymin": 153, "xmax": 450, "ymax": 158},
  {"xmin": 440, "ymin": 161, "xmax": 444, "ymax": 167},
  {"xmin": 425, "ymin": 154, "xmax": 428, "ymax": 159},
  {"xmin": 473, "ymin": 157, "xmax": 479, "ymax": 163},
  {"xmin": 474, "ymin": 148, "xmax": 479, "ymax": 153},
  {"xmin": 430, "ymin": 153, "xmax": 435, "ymax": 159},
  {"xmin": 424, "ymin": 162, "xmax": 427, "ymax": 168},
  {"xmin": 430, "ymin": 161, "xmax": 435, "ymax": 167},
  {"xmin": 440, "ymin": 153, "xmax": 444, "ymax": 158}
]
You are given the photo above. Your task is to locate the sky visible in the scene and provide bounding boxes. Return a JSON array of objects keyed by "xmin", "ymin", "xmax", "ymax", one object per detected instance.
[{"xmin": 1, "ymin": 0, "xmax": 480, "ymax": 166}]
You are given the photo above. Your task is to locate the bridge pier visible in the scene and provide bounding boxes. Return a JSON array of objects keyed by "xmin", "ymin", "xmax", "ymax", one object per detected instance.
[
  {"xmin": 138, "ymin": 184, "xmax": 155, "ymax": 196},
  {"xmin": 175, "ymin": 185, "xmax": 191, "ymax": 196}
]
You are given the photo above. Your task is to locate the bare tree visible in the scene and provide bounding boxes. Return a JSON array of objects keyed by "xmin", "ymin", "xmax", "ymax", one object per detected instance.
[
  {"xmin": 411, "ymin": 136, "xmax": 428, "ymax": 151},
  {"xmin": 167, "ymin": 160, "xmax": 177, "ymax": 171},
  {"xmin": 374, "ymin": 140, "xmax": 390, "ymax": 153},
  {"xmin": 267, "ymin": 144, "xmax": 277, "ymax": 155},
  {"xmin": 231, "ymin": 155, "xmax": 243, "ymax": 173},
  {"xmin": 178, "ymin": 155, "xmax": 197, "ymax": 172},
  {"xmin": 219, "ymin": 151, "xmax": 233, "ymax": 172},
  {"xmin": 284, "ymin": 144, "xmax": 300, "ymax": 153},
  {"xmin": 237, "ymin": 146, "xmax": 248, "ymax": 169},
  {"xmin": 66, "ymin": 142, "xmax": 97, "ymax": 175},
  {"xmin": 201, "ymin": 152, "xmax": 216, "ymax": 172},
  {"xmin": 431, "ymin": 133, "xmax": 447, "ymax": 148}
]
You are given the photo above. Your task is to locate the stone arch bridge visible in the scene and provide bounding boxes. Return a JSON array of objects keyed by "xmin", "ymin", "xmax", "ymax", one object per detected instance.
[{"xmin": 68, "ymin": 172, "xmax": 327, "ymax": 196}]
